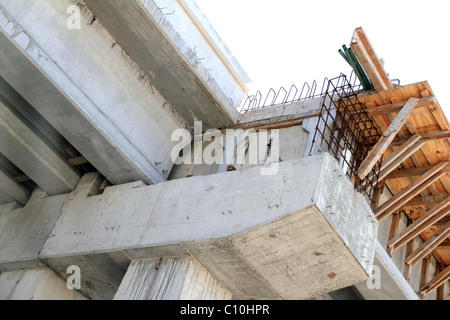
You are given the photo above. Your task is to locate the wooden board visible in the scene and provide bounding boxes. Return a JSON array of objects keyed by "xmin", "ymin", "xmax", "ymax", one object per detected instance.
[{"xmin": 357, "ymin": 81, "xmax": 450, "ymax": 266}]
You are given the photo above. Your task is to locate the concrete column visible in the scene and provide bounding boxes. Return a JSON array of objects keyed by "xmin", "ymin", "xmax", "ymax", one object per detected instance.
[
  {"xmin": 114, "ymin": 257, "xmax": 231, "ymax": 300},
  {"xmin": 0, "ymin": 267, "xmax": 87, "ymax": 300}
]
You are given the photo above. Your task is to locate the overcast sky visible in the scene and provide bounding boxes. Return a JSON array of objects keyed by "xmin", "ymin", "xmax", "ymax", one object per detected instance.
[{"xmin": 195, "ymin": 0, "xmax": 450, "ymax": 118}]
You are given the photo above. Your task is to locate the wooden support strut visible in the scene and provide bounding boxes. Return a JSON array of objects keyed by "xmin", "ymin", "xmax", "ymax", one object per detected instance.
[
  {"xmin": 364, "ymin": 96, "xmax": 436, "ymax": 117},
  {"xmin": 405, "ymin": 219, "xmax": 450, "ymax": 267},
  {"xmin": 377, "ymin": 136, "xmax": 425, "ymax": 182},
  {"xmin": 420, "ymin": 264, "xmax": 450, "ymax": 296},
  {"xmin": 387, "ymin": 197, "xmax": 450, "ymax": 253},
  {"xmin": 406, "ymin": 194, "xmax": 450, "ymax": 207},
  {"xmin": 390, "ymin": 130, "xmax": 450, "ymax": 147},
  {"xmin": 387, "ymin": 163, "xmax": 450, "ymax": 180},
  {"xmin": 375, "ymin": 162, "xmax": 448, "ymax": 221},
  {"xmin": 357, "ymin": 97, "xmax": 420, "ymax": 180}
]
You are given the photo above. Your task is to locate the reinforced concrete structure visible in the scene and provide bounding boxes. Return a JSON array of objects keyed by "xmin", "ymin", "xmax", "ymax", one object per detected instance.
[{"xmin": 0, "ymin": 0, "xmax": 449, "ymax": 300}]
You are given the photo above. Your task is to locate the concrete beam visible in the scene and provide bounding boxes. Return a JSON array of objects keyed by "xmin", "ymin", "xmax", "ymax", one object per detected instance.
[
  {"xmin": 0, "ymin": 190, "xmax": 68, "ymax": 271},
  {"xmin": 0, "ymin": 0, "xmax": 187, "ymax": 185},
  {"xmin": 0, "ymin": 156, "xmax": 29, "ymax": 206},
  {"xmin": 33, "ymin": 154, "xmax": 377, "ymax": 300},
  {"xmin": 84, "ymin": 0, "xmax": 247, "ymax": 129},
  {"xmin": 354, "ymin": 240, "xmax": 420, "ymax": 300},
  {"xmin": 0, "ymin": 96, "xmax": 80, "ymax": 195},
  {"xmin": 237, "ymin": 97, "xmax": 322, "ymax": 129},
  {"xmin": 0, "ymin": 76, "xmax": 69, "ymax": 157}
]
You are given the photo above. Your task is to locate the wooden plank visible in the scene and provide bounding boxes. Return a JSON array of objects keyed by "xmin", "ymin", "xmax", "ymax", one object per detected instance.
[
  {"xmin": 419, "ymin": 256, "xmax": 430, "ymax": 290},
  {"xmin": 406, "ymin": 193, "xmax": 450, "ymax": 206},
  {"xmin": 390, "ymin": 130, "xmax": 450, "ymax": 147},
  {"xmin": 387, "ymin": 162, "xmax": 450, "ymax": 180},
  {"xmin": 365, "ymin": 96, "xmax": 436, "ymax": 117},
  {"xmin": 350, "ymin": 27, "xmax": 394, "ymax": 92},
  {"xmin": 13, "ymin": 174, "xmax": 32, "ymax": 183},
  {"xmin": 358, "ymin": 97, "xmax": 420, "ymax": 180},
  {"xmin": 378, "ymin": 141, "xmax": 425, "ymax": 181},
  {"xmin": 403, "ymin": 240, "xmax": 414, "ymax": 283},
  {"xmin": 420, "ymin": 264, "xmax": 450, "ymax": 295},
  {"xmin": 387, "ymin": 213, "xmax": 401, "ymax": 257},
  {"xmin": 405, "ymin": 220, "xmax": 450, "ymax": 267},
  {"xmin": 387, "ymin": 198, "xmax": 450, "ymax": 252},
  {"xmin": 437, "ymin": 284, "xmax": 445, "ymax": 300},
  {"xmin": 68, "ymin": 156, "xmax": 89, "ymax": 166},
  {"xmin": 437, "ymin": 239, "xmax": 450, "ymax": 249},
  {"xmin": 380, "ymin": 134, "xmax": 422, "ymax": 172},
  {"xmin": 375, "ymin": 162, "xmax": 448, "ymax": 221}
]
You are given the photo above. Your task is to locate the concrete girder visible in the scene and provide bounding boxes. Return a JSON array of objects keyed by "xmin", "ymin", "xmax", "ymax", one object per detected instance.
[
  {"xmin": 0, "ymin": 96, "xmax": 80, "ymax": 196},
  {"xmin": 0, "ymin": 154, "xmax": 29, "ymax": 206},
  {"xmin": 0, "ymin": 76, "xmax": 70, "ymax": 157},
  {"xmin": 84, "ymin": 0, "xmax": 248, "ymax": 129},
  {"xmin": 3, "ymin": 153, "xmax": 376, "ymax": 300},
  {"xmin": 0, "ymin": 0, "xmax": 187, "ymax": 185}
]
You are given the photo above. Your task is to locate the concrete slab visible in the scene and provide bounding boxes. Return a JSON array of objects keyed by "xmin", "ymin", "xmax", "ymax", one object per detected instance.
[
  {"xmin": 0, "ymin": 0, "xmax": 187, "ymax": 185},
  {"xmin": 238, "ymin": 97, "xmax": 322, "ymax": 128},
  {"xmin": 84, "ymin": 0, "xmax": 248, "ymax": 129}
]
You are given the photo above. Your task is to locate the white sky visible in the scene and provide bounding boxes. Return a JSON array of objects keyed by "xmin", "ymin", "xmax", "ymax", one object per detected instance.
[{"xmin": 195, "ymin": 0, "xmax": 450, "ymax": 118}]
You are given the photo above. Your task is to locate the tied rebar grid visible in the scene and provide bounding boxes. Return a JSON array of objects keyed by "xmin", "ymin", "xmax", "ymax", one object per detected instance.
[{"xmin": 309, "ymin": 73, "xmax": 382, "ymax": 210}]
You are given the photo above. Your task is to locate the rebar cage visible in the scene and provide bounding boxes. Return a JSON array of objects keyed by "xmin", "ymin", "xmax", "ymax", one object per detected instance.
[{"xmin": 309, "ymin": 73, "xmax": 383, "ymax": 210}]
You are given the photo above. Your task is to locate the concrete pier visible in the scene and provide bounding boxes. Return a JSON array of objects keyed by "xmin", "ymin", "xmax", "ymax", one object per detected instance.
[{"xmin": 114, "ymin": 257, "xmax": 231, "ymax": 300}]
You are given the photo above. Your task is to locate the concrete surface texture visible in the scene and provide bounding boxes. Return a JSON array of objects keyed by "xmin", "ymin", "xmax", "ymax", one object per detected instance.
[
  {"xmin": 0, "ymin": 153, "xmax": 377, "ymax": 299},
  {"xmin": 0, "ymin": 267, "xmax": 87, "ymax": 300},
  {"xmin": 83, "ymin": 0, "xmax": 249, "ymax": 129},
  {"xmin": 114, "ymin": 257, "xmax": 231, "ymax": 300},
  {"xmin": 0, "ymin": 0, "xmax": 436, "ymax": 301},
  {"xmin": 0, "ymin": 0, "xmax": 187, "ymax": 185}
]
